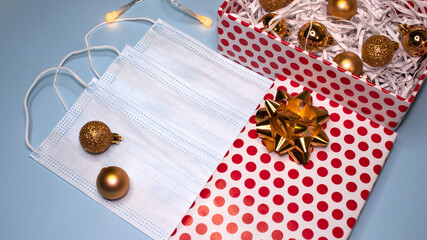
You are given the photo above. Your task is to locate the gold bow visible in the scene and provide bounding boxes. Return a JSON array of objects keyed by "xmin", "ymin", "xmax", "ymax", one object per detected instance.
[{"xmin": 255, "ymin": 90, "xmax": 330, "ymax": 164}]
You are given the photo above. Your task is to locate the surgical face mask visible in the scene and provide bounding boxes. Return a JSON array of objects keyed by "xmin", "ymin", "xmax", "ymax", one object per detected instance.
[
  {"xmin": 134, "ymin": 19, "xmax": 270, "ymax": 115},
  {"xmin": 100, "ymin": 45, "xmax": 255, "ymax": 155},
  {"xmin": 25, "ymin": 18, "xmax": 272, "ymax": 240}
]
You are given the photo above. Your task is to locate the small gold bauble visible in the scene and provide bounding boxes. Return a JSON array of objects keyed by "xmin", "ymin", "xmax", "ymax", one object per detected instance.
[
  {"xmin": 362, "ymin": 35, "xmax": 399, "ymax": 67},
  {"xmin": 333, "ymin": 51, "xmax": 364, "ymax": 76},
  {"xmin": 79, "ymin": 121, "xmax": 123, "ymax": 154},
  {"xmin": 97, "ymin": 166, "xmax": 130, "ymax": 200},
  {"xmin": 399, "ymin": 23, "xmax": 427, "ymax": 57},
  {"xmin": 259, "ymin": 0, "xmax": 293, "ymax": 12},
  {"xmin": 298, "ymin": 21, "xmax": 335, "ymax": 52},
  {"xmin": 259, "ymin": 13, "xmax": 291, "ymax": 38},
  {"xmin": 327, "ymin": 0, "xmax": 358, "ymax": 20}
]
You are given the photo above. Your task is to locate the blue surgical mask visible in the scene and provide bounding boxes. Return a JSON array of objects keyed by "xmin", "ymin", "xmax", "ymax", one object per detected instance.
[{"xmin": 25, "ymin": 18, "xmax": 272, "ymax": 240}]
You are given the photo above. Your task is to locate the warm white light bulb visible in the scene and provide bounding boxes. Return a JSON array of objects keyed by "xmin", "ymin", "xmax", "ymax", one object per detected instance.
[
  {"xmin": 105, "ymin": 11, "xmax": 119, "ymax": 23},
  {"xmin": 198, "ymin": 15, "xmax": 212, "ymax": 28}
]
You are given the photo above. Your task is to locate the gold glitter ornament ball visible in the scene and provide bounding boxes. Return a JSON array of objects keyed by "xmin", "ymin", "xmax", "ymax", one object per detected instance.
[
  {"xmin": 96, "ymin": 166, "xmax": 130, "ymax": 200},
  {"xmin": 327, "ymin": 0, "xmax": 357, "ymax": 20},
  {"xmin": 79, "ymin": 121, "xmax": 123, "ymax": 154},
  {"xmin": 259, "ymin": 13, "xmax": 291, "ymax": 38},
  {"xmin": 362, "ymin": 35, "xmax": 399, "ymax": 67},
  {"xmin": 333, "ymin": 51, "xmax": 364, "ymax": 76},
  {"xmin": 399, "ymin": 24, "xmax": 427, "ymax": 57},
  {"xmin": 259, "ymin": 0, "xmax": 292, "ymax": 12},
  {"xmin": 298, "ymin": 21, "xmax": 335, "ymax": 52}
]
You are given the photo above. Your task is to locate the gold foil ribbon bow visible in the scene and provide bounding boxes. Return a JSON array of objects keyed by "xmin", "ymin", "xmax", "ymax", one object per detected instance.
[{"xmin": 255, "ymin": 90, "xmax": 330, "ymax": 164}]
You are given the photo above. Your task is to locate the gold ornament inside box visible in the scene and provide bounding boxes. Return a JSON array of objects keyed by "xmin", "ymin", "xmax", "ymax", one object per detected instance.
[
  {"xmin": 226, "ymin": 0, "xmax": 427, "ymax": 98},
  {"xmin": 217, "ymin": 0, "xmax": 427, "ymax": 130}
]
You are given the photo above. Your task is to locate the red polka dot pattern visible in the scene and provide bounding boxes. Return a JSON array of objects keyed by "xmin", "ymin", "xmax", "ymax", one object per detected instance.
[
  {"xmin": 172, "ymin": 77, "xmax": 397, "ymax": 240},
  {"xmin": 216, "ymin": 1, "xmax": 426, "ymax": 131}
]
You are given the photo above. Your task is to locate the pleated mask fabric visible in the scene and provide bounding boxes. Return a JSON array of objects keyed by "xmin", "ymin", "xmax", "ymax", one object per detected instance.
[{"xmin": 28, "ymin": 19, "xmax": 272, "ymax": 240}]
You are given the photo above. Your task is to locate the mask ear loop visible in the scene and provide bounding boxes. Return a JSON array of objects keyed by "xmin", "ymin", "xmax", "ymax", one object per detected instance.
[
  {"xmin": 24, "ymin": 66, "xmax": 87, "ymax": 152},
  {"xmin": 85, "ymin": 17, "xmax": 156, "ymax": 79},
  {"xmin": 53, "ymin": 45, "xmax": 120, "ymax": 111},
  {"xmin": 55, "ymin": 17, "xmax": 156, "ymax": 110},
  {"xmin": 25, "ymin": 17, "xmax": 156, "ymax": 152},
  {"xmin": 25, "ymin": 45, "xmax": 122, "ymax": 151}
]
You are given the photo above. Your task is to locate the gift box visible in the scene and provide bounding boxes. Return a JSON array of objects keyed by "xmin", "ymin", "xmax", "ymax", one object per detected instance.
[
  {"xmin": 216, "ymin": 0, "xmax": 427, "ymax": 130},
  {"xmin": 170, "ymin": 77, "xmax": 397, "ymax": 240}
]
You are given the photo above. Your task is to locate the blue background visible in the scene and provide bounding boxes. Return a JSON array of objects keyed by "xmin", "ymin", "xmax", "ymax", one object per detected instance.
[{"xmin": 1, "ymin": 0, "xmax": 426, "ymax": 239}]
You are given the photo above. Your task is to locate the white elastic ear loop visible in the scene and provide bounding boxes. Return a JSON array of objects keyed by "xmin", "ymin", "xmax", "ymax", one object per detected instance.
[
  {"xmin": 85, "ymin": 17, "xmax": 156, "ymax": 79},
  {"xmin": 24, "ymin": 67, "xmax": 88, "ymax": 152},
  {"xmin": 53, "ymin": 45, "xmax": 120, "ymax": 111}
]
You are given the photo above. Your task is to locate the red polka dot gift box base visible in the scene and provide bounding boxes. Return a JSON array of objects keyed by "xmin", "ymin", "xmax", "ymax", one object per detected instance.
[
  {"xmin": 170, "ymin": 78, "xmax": 397, "ymax": 240},
  {"xmin": 216, "ymin": 0, "xmax": 427, "ymax": 131}
]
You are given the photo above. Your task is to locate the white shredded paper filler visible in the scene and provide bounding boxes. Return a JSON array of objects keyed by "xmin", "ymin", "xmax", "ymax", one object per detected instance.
[{"xmin": 231, "ymin": 0, "xmax": 427, "ymax": 98}]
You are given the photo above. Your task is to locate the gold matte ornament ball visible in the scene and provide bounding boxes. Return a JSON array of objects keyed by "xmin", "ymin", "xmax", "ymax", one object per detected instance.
[
  {"xmin": 327, "ymin": 0, "xmax": 358, "ymax": 20},
  {"xmin": 298, "ymin": 21, "xmax": 335, "ymax": 52},
  {"xmin": 362, "ymin": 35, "xmax": 399, "ymax": 67},
  {"xmin": 333, "ymin": 51, "xmax": 364, "ymax": 76},
  {"xmin": 259, "ymin": 0, "xmax": 292, "ymax": 12},
  {"xmin": 259, "ymin": 13, "xmax": 291, "ymax": 38},
  {"xmin": 79, "ymin": 121, "xmax": 123, "ymax": 154},
  {"xmin": 399, "ymin": 24, "xmax": 427, "ymax": 57},
  {"xmin": 97, "ymin": 166, "xmax": 130, "ymax": 200}
]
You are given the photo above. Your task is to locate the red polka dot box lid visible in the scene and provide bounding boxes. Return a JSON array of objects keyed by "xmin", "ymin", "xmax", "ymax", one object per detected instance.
[
  {"xmin": 216, "ymin": 0, "xmax": 427, "ymax": 131},
  {"xmin": 171, "ymin": 78, "xmax": 397, "ymax": 240}
]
